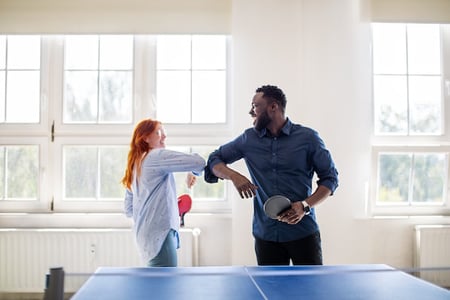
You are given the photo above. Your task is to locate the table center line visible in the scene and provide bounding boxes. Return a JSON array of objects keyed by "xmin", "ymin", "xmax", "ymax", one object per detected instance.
[{"xmin": 244, "ymin": 266, "xmax": 269, "ymax": 300}]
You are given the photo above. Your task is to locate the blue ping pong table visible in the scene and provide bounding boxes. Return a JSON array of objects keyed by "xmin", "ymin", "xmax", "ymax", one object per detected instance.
[{"xmin": 71, "ymin": 264, "xmax": 450, "ymax": 300}]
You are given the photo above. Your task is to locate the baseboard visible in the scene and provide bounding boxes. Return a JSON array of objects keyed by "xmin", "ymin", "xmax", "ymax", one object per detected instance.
[{"xmin": 0, "ymin": 293, "xmax": 73, "ymax": 300}]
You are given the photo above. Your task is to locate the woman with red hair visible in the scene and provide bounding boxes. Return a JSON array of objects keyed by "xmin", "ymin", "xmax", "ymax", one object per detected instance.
[{"xmin": 122, "ymin": 118, "xmax": 205, "ymax": 267}]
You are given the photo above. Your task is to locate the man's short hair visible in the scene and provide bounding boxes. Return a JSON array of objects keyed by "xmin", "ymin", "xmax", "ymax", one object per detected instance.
[{"xmin": 256, "ymin": 85, "xmax": 287, "ymax": 111}]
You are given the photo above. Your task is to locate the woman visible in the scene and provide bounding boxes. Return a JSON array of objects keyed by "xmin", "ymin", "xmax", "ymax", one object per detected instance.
[{"xmin": 121, "ymin": 119, "xmax": 206, "ymax": 267}]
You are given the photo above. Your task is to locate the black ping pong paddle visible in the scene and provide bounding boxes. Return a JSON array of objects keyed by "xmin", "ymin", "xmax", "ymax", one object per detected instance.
[{"xmin": 263, "ymin": 195, "xmax": 291, "ymax": 219}]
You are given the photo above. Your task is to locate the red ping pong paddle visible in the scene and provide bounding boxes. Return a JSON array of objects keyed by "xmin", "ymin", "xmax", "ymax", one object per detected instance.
[{"xmin": 178, "ymin": 194, "xmax": 192, "ymax": 227}]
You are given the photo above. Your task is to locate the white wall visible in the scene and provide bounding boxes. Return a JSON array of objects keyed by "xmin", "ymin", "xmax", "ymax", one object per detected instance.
[
  {"xmin": 0, "ymin": 0, "xmax": 231, "ymax": 34},
  {"xmin": 230, "ymin": 0, "xmax": 304, "ymax": 266},
  {"xmin": 226, "ymin": 0, "xmax": 450, "ymax": 268},
  {"xmin": 297, "ymin": 0, "xmax": 375, "ymax": 264}
]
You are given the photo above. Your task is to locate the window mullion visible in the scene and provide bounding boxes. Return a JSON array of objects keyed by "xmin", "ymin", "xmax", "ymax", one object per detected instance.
[
  {"xmin": 190, "ymin": 35, "xmax": 193, "ymax": 123},
  {"xmin": 405, "ymin": 25, "xmax": 411, "ymax": 136},
  {"xmin": 3, "ymin": 148, "xmax": 8, "ymax": 199},
  {"xmin": 408, "ymin": 154, "xmax": 415, "ymax": 205},
  {"xmin": 97, "ymin": 147, "xmax": 101, "ymax": 200},
  {"xmin": 97, "ymin": 35, "xmax": 101, "ymax": 124}
]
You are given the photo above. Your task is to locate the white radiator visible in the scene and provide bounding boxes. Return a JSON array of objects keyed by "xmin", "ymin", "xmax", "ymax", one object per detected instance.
[
  {"xmin": 414, "ymin": 225, "xmax": 450, "ymax": 288},
  {"xmin": 0, "ymin": 228, "xmax": 200, "ymax": 293}
]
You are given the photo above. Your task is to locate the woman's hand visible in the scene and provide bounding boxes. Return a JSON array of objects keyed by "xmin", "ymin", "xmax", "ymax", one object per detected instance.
[{"xmin": 186, "ymin": 173, "xmax": 197, "ymax": 188}]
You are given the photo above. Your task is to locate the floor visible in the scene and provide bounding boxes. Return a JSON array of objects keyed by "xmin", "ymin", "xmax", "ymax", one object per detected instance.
[{"xmin": 0, "ymin": 293, "xmax": 73, "ymax": 300}]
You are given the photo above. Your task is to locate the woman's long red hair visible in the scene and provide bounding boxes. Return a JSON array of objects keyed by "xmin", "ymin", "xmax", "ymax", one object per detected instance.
[{"xmin": 121, "ymin": 119, "xmax": 161, "ymax": 189}]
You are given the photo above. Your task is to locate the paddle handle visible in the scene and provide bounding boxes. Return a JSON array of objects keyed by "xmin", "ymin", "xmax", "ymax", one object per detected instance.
[{"xmin": 180, "ymin": 212, "xmax": 186, "ymax": 227}]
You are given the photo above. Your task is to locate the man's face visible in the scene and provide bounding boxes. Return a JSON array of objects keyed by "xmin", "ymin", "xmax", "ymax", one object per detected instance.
[{"xmin": 250, "ymin": 92, "xmax": 271, "ymax": 131}]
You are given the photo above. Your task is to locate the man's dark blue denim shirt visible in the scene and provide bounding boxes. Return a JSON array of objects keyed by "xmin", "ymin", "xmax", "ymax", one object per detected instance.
[{"xmin": 205, "ymin": 118, "xmax": 339, "ymax": 242}]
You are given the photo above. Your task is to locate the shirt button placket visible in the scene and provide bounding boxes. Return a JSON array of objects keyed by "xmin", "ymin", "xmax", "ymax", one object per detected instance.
[{"xmin": 271, "ymin": 137, "xmax": 278, "ymax": 190}]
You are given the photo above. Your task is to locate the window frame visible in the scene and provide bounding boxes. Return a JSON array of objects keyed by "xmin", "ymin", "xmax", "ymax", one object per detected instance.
[
  {"xmin": 370, "ymin": 23, "xmax": 450, "ymax": 217},
  {"xmin": 370, "ymin": 145, "xmax": 450, "ymax": 216},
  {"xmin": 0, "ymin": 137, "xmax": 49, "ymax": 212},
  {"xmin": 0, "ymin": 34, "xmax": 232, "ymax": 214},
  {"xmin": 52, "ymin": 136, "xmax": 128, "ymax": 212}
]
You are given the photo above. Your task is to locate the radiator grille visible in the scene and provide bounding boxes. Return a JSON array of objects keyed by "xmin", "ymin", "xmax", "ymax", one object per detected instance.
[
  {"xmin": 0, "ymin": 228, "xmax": 199, "ymax": 293},
  {"xmin": 414, "ymin": 225, "xmax": 450, "ymax": 288}
]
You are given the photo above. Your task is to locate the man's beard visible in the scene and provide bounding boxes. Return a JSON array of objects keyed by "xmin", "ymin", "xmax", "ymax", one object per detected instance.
[{"xmin": 254, "ymin": 110, "xmax": 271, "ymax": 131}]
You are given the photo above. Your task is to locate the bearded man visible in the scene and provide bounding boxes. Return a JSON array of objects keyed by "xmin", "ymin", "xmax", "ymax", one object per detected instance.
[{"xmin": 205, "ymin": 84, "xmax": 339, "ymax": 265}]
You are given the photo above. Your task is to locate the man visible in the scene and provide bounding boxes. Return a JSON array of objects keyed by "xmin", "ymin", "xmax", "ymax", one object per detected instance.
[{"xmin": 204, "ymin": 85, "xmax": 338, "ymax": 265}]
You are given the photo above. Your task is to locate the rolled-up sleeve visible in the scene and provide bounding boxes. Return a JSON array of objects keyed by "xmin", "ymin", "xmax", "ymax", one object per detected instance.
[
  {"xmin": 204, "ymin": 136, "xmax": 245, "ymax": 184},
  {"xmin": 311, "ymin": 134, "xmax": 339, "ymax": 194},
  {"xmin": 204, "ymin": 149, "xmax": 222, "ymax": 183}
]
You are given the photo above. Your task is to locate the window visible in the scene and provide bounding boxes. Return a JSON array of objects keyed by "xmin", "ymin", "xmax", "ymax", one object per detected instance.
[
  {"xmin": 156, "ymin": 35, "xmax": 227, "ymax": 124},
  {"xmin": 170, "ymin": 146, "xmax": 227, "ymax": 212},
  {"xmin": 62, "ymin": 145, "xmax": 129, "ymax": 200},
  {"xmin": 0, "ymin": 35, "xmax": 41, "ymax": 123},
  {"xmin": 371, "ymin": 24, "xmax": 450, "ymax": 216},
  {"xmin": 372, "ymin": 24, "xmax": 442, "ymax": 136},
  {"xmin": 64, "ymin": 35, "xmax": 133, "ymax": 124},
  {"xmin": 0, "ymin": 145, "xmax": 39, "ymax": 200},
  {"xmin": 0, "ymin": 34, "xmax": 230, "ymax": 213}
]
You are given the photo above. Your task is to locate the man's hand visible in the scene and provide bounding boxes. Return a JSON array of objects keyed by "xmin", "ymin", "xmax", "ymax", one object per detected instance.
[
  {"xmin": 277, "ymin": 201, "xmax": 304, "ymax": 224},
  {"xmin": 230, "ymin": 172, "xmax": 258, "ymax": 199},
  {"xmin": 212, "ymin": 163, "xmax": 257, "ymax": 198}
]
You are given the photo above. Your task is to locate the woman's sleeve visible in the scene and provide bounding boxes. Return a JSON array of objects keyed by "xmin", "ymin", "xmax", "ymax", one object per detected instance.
[
  {"xmin": 124, "ymin": 188, "xmax": 133, "ymax": 217},
  {"xmin": 144, "ymin": 149, "xmax": 206, "ymax": 175}
]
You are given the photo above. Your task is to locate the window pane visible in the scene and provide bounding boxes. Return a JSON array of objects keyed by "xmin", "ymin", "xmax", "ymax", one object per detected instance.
[
  {"xmin": 409, "ymin": 76, "xmax": 442, "ymax": 134},
  {"xmin": 0, "ymin": 36, "xmax": 6, "ymax": 69},
  {"xmin": 407, "ymin": 24, "xmax": 441, "ymax": 75},
  {"xmin": 0, "ymin": 147, "xmax": 4, "ymax": 199},
  {"xmin": 191, "ymin": 146, "xmax": 225, "ymax": 200},
  {"xmin": 64, "ymin": 35, "xmax": 134, "ymax": 124},
  {"xmin": 64, "ymin": 146, "xmax": 127, "ymax": 201},
  {"xmin": 372, "ymin": 23, "xmax": 406, "ymax": 74},
  {"xmin": 192, "ymin": 35, "xmax": 226, "ymax": 69},
  {"xmin": 378, "ymin": 153, "xmax": 411, "ymax": 203},
  {"xmin": 373, "ymin": 75, "xmax": 407, "ymax": 134},
  {"xmin": 0, "ymin": 37, "xmax": 4, "ymax": 122},
  {"xmin": 192, "ymin": 71, "xmax": 226, "ymax": 123},
  {"xmin": 0, "ymin": 71, "xmax": 5, "ymax": 122},
  {"xmin": 64, "ymin": 71, "xmax": 98, "ymax": 123},
  {"xmin": 156, "ymin": 71, "xmax": 191, "ymax": 123},
  {"xmin": 99, "ymin": 71, "xmax": 132, "ymax": 123},
  {"xmin": 171, "ymin": 146, "xmax": 225, "ymax": 201},
  {"xmin": 157, "ymin": 35, "xmax": 191, "ymax": 69},
  {"xmin": 7, "ymin": 35, "xmax": 40, "ymax": 69},
  {"xmin": 65, "ymin": 36, "xmax": 98, "ymax": 70},
  {"xmin": 63, "ymin": 146, "xmax": 97, "ymax": 199},
  {"xmin": 156, "ymin": 35, "xmax": 228, "ymax": 124},
  {"xmin": 3, "ymin": 146, "xmax": 39, "ymax": 200},
  {"xmin": 0, "ymin": 36, "xmax": 41, "ymax": 124},
  {"xmin": 372, "ymin": 23, "xmax": 445, "ymax": 138},
  {"xmin": 99, "ymin": 35, "xmax": 133, "ymax": 70},
  {"xmin": 99, "ymin": 146, "xmax": 127, "ymax": 199},
  {"xmin": 6, "ymin": 71, "xmax": 40, "ymax": 123},
  {"xmin": 412, "ymin": 153, "xmax": 447, "ymax": 204}
]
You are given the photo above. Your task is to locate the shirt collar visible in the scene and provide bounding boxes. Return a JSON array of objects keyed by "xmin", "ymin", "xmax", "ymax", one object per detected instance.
[{"xmin": 255, "ymin": 118, "xmax": 292, "ymax": 138}]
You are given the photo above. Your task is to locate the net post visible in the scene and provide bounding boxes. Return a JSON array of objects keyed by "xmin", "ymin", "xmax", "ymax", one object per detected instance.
[{"xmin": 43, "ymin": 267, "xmax": 65, "ymax": 300}]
